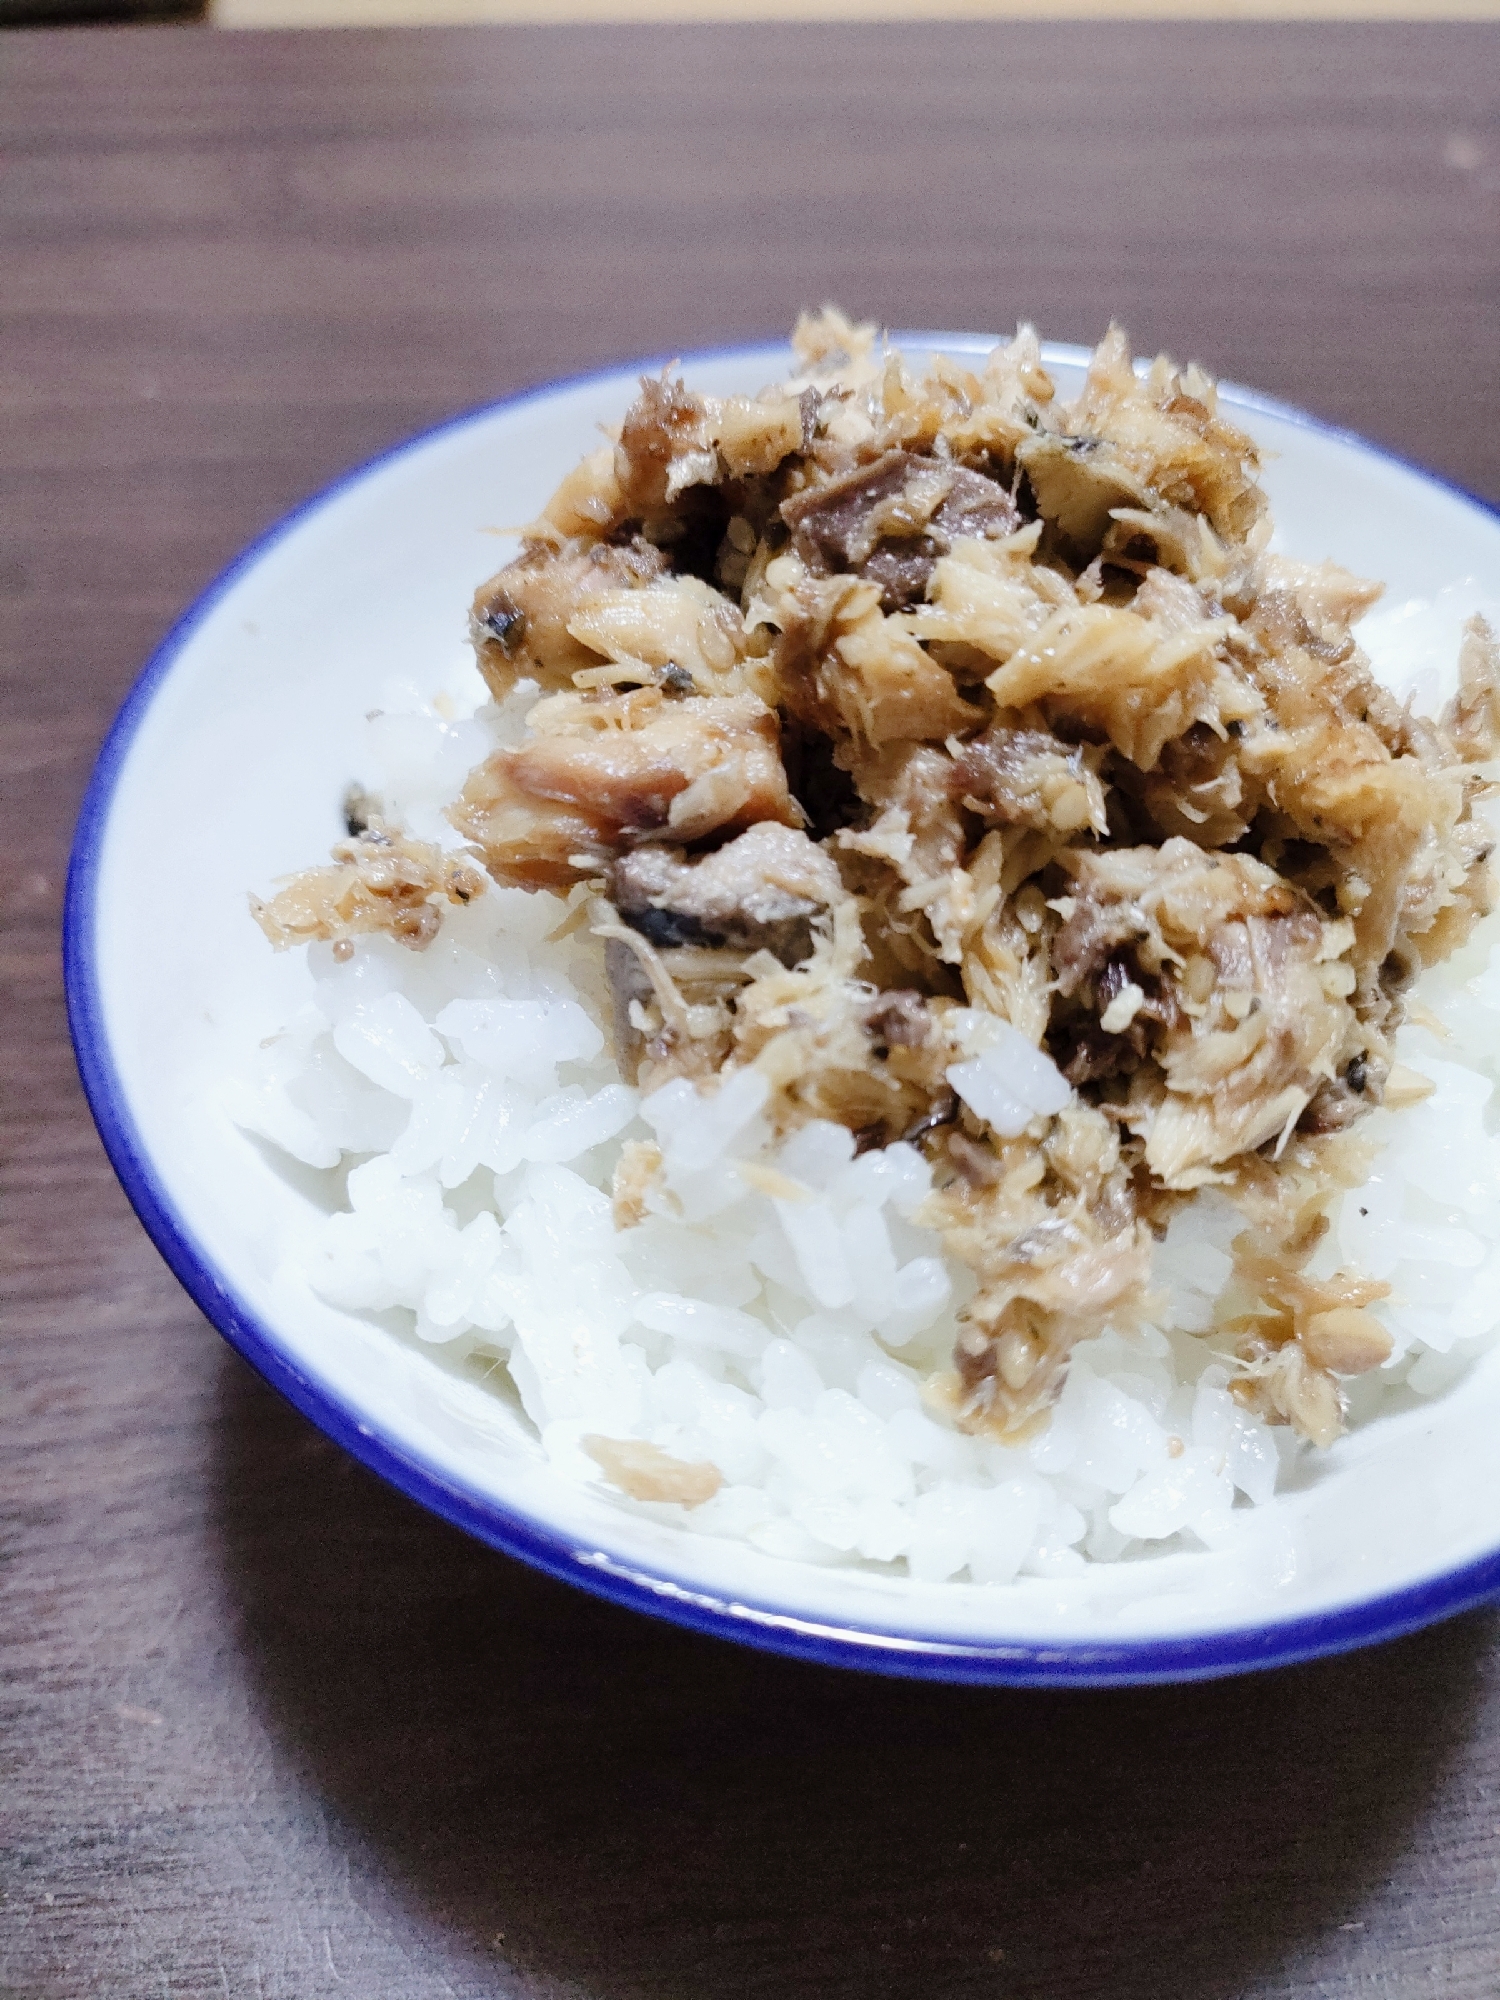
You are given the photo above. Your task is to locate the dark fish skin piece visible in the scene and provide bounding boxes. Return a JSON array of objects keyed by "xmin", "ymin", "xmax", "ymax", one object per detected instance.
[{"xmin": 782, "ymin": 449, "xmax": 1020, "ymax": 611}]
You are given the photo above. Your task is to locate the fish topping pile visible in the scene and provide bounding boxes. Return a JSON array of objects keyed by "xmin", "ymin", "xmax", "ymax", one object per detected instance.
[{"xmin": 254, "ymin": 313, "xmax": 1500, "ymax": 1454}]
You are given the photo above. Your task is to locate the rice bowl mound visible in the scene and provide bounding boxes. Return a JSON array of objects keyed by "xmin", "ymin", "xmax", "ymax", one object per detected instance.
[{"xmin": 231, "ymin": 317, "xmax": 1500, "ymax": 1587}]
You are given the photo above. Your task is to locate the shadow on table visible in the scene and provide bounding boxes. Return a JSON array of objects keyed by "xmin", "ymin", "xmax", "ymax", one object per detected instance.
[{"xmin": 215, "ymin": 1352, "xmax": 1494, "ymax": 2000}]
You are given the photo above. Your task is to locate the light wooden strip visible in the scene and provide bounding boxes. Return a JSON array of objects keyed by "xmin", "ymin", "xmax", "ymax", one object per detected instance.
[{"xmin": 212, "ymin": 0, "xmax": 1500, "ymax": 24}]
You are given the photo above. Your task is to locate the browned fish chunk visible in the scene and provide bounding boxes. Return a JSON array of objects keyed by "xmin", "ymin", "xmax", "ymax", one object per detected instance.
[
  {"xmin": 616, "ymin": 373, "xmax": 718, "ymax": 516},
  {"xmin": 450, "ymin": 688, "xmax": 798, "ymax": 889},
  {"xmin": 610, "ymin": 822, "xmax": 842, "ymax": 963},
  {"xmin": 952, "ymin": 724, "xmax": 1108, "ymax": 837},
  {"xmin": 1052, "ymin": 841, "xmax": 1370, "ymax": 1187},
  {"xmin": 782, "ymin": 448, "xmax": 1020, "ymax": 611},
  {"xmin": 251, "ymin": 825, "xmax": 485, "ymax": 953},
  {"xmin": 772, "ymin": 576, "xmax": 984, "ymax": 750},
  {"xmin": 470, "ymin": 536, "xmax": 669, "ymax": 700}
]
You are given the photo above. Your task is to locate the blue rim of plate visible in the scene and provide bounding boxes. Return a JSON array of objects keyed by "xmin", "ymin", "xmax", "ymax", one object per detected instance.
[{"xmin": 64, "ymin": 335, "xmax": 1500, "ymax": 1687}]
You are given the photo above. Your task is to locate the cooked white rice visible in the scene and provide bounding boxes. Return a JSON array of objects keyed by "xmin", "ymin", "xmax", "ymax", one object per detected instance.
[{"xmin": 228, "ymin": 589, "xmax": 1500, "ymax": 1585}]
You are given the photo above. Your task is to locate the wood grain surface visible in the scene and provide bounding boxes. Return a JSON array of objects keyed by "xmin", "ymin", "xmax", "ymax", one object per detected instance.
[{"xmin": 4, "ymin": 21, "xmax": 1500, "ymax": 1998}]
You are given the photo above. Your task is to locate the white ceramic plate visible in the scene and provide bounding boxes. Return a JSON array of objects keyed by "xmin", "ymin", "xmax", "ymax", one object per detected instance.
[{"xmin": 66, "ymin": 337, "xmax": 1500, "ymax": 1683}]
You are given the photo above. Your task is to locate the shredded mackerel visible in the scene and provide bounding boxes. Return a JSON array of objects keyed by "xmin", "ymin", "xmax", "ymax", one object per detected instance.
[{"xmin": 258, "ymin": 312, "xmax": 1500, "ymax": 1453}]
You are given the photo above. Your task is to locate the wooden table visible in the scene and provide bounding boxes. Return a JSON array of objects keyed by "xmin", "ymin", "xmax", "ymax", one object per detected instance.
[{"xmin": 5, "ymin": 20, "xmax": 1500, "ymax": 1996}]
